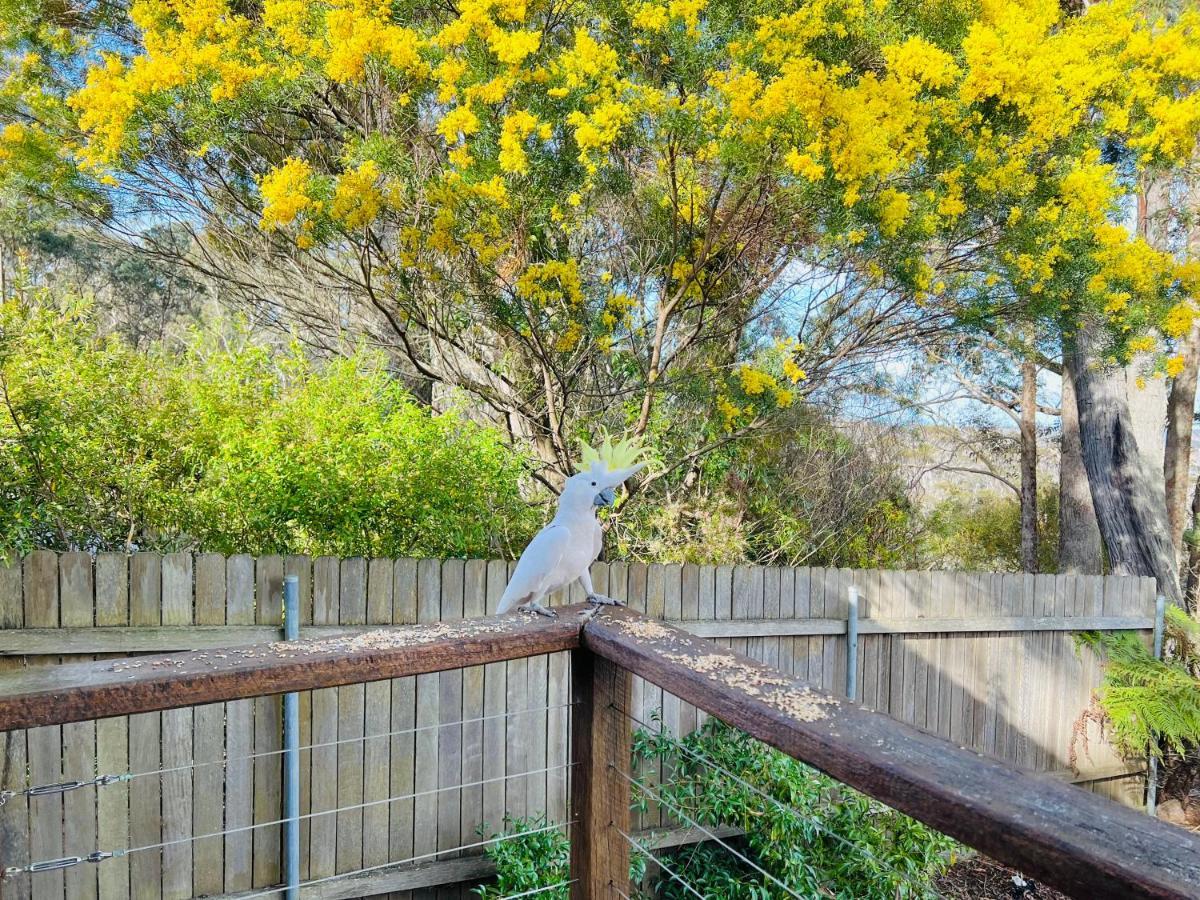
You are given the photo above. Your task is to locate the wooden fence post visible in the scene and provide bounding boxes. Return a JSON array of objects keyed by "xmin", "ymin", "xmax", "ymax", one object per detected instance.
[{"xmin": 569, "ymin": 648, "xmax": 631, "ymax": 899}]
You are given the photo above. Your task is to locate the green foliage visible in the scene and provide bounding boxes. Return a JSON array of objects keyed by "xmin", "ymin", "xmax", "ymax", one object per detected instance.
[
  {"xmin": 474, "ymin": 817, "xmax": 646, "ymax": 899},
  {"xmin": 0, "ymin": 288, "xmax": 536, "ymax": 557},
  {"xmin": 617, "ymin": 409, "xmax": 920, "ymax": 569},
  {"xmin": 474, "ymin": 818, "xmax": 570, "ymax": 899},
  {"xmin": 632, "ymin": 719, "xmax": 957, "ymax": 899},
  {"xmin": 1078, "ymin": 606, "xmax": 1200, "ymax": 759},
  {"xmin": 479, "ymin": 722, "xmax": 953, "ymax": 898},
  {"xmin": 922, "ymin": 486, "xmax": 1059, "ymax": 573}
]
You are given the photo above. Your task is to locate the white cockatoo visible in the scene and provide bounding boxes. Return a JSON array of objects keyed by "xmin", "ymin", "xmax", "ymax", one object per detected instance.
[{"xmin": 496, "ymin": 459, "xmax": 645, "ymax": 617}]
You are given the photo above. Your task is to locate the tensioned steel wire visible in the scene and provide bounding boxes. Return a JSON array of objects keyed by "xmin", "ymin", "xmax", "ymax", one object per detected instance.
[
  {"xmin": 1, "ymin": 763, "xmax": 575, "ymax": 877},
  {"xmin": 619, "ymin": 703, "xmax": 947, "ymax": 897},
  {"xmin": 233, "ymin": 821, "xmax": 577, "ymax": 899},
  {"xmin": 613, "ymin": 766, "xmax": 808, "ymax": 900},
  {"xmin": 0, "ymin": 701, "xmax": 575, "ymax": 808},
  {"xmin": 613, "ymin": 827, "xmax": 706, "ymax": 900}
]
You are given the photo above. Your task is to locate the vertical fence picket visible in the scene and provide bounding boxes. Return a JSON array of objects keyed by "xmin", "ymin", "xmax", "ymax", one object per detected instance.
[
  {"xmin": 436, "ymin": 558, "xmax": 465, "ymax": 884},
  {"xmin": 335, "ymin": 558, "xmax": 366, "ymax": 877},
  {"xmin": 192, "ymin": 554, "xmax": 226, "ymax": 897},
  {"xmin": 160, "ymin": 553, "xmax": 193, "ymax": 900},
  {"xmin": 59, "ymin": 551, "xmax": 97, "ymax": 900},
  {"xmin": 284, "ymin": 554, "xmax": 313, "ymax": 883},
  {"xmin": 94, "ymin": 552, "xmax": 129, "ymax": 900},
  {"xmin": 307, "ymin": 557, "xmax": 339, "ymax": 881},
  {"xmin": 363, "ymin": 558, "xmax": 394, "ymax": 872},
  {"xmin": 253, "ymin": 556, "xmax": 284, "ymax": 888},
  {"xmin": 390, "ymin": 558, "xmax": 419, "ymax": 900},
  {"xmin": 128, "ymin": 552, "xmax": 161, "ymax": 900},
  {"xmin": 223, "ymin": 555, "xmax": 255, "ymax": 892},
  {"xmin": 461, "ymin": 560, "xmax": 487, "ymax": 852},
  {"xmin": 413, "ymin": 559, "xmax": 442, "ymax": 890},
  {"xmin": 480, "ymin": 560, "xmax": 508, "ymax": 840},
  {"xmin": 0, "ymin": 554, "xmax": 29, "ymax": 900}
]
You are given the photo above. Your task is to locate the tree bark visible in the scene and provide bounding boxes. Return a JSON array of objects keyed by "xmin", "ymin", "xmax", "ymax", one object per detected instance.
[
  {"xmin": 1058, "ymin": 360, "xmax": 1102, "ymax": 573},
  {"xmin": 1067, "ymin": 324, "xmax": 1181, "ymax": 603},
  {"xmin": 1020, "ymin": 358, "xmax": 1039, "ymax": 573},
  {"xmin": 1185, "ymin": 474, "xmax": 1200, "ymax": 614},
  {"xmin": 1165, "ymin": 322, "xmax": 1200, "ymax": 562}
]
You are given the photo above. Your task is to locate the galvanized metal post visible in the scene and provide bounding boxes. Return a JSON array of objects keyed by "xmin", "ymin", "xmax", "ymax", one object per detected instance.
[
  {"xmin": 1146, "ymin": 593, "xmax": 1166, "ymax": 817},
  {"xmin": 283, "ymin": 575, "xmax": 301, "ymax": 898},
  {"xmin": 846, "ymin": 585, "xmax": 859, "ymax": 701}
]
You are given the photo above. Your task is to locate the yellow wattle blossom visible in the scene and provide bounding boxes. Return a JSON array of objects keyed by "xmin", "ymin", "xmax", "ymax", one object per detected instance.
[
  {"xmin": 877, "ymin": 188, "xmax": 909, "ymax": 237},
  {"xmin": 632, "ymin": 3, "xmax": 669, "ymax": 32},
  {"xmin": 716, "ymin": 394, "xmax": 740, "ymax": 431},
  {"xmin": 1167, "ymin": 355, "xmax": 1187, "ymax": 379},
  {"xmin": 737, "ymin": 364, "xmax": 776, "ymax": 396},
  {"xmin": 499, "ymin": 109, "xmax": 539, "ymax": 174},
  {"xmin": 437, "ymin": 104, "xmax": 481, "ymax": 144},
  {"xmin": 516, "ymin": 259, "xmax": 584, "ymax": 306},
  {"xmin": 259, "ymin": 156, "xmax": 315, "ymax": 229},
  {"xmin": 331, "ymin": 159, "xmax": 383, "ymax": 229},
  {"xmin": 489, "ymin": 28, "xmax": 541, "ymax": 67},
  {"xmin": 1164, "ymin": 303, "xmax": 1196, "ymax": 340},
  {"xmin": 785, "ymin": 149, "xmax": 824, "ymax": 182}
]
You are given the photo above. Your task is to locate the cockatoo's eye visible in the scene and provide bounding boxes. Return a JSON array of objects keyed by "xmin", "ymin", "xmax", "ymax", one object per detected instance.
[{"xmin": 591, "ymin": 481, "xmax": 596, "ymax": 486}]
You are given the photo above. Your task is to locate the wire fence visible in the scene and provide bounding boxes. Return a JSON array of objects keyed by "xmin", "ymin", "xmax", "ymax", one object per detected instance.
[
  {"xmin": 4, "ymin": 697, "xmax": 957, "ymax": 899},
  {"xmin": 615, "ymin": 703, "xmax": 950, "ymax": 900}
]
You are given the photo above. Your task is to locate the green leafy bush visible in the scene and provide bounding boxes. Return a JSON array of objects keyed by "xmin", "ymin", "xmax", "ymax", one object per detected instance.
[
  {"xmin": 632, "ymin": 719, "xmax": 957, "ymax": 899},
  {"xmin": 0, "ymin": 289, "xmax": 536, "ymax": 557},
  {"xmin": 474, "ymin": 817, "xmax": 646, "ymax": 899},
  {"xmin": 473, "ymin": 817, "xmax": 570, "ymax": 899},
  {"xmin": 479, "ymin": 722, "xmax": 954, "ymax": 899},
  {"xmin": 1078, "ymin": 606, "xmax": 1200, "ymax": 759},
  {"xmin": 922, "ymin": 486, "xmax": 1059, "ymax": 573}
]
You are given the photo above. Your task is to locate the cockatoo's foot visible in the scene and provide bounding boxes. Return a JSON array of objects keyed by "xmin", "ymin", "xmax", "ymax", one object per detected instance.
[
  {"xmin": 586, "ymin": 594, "xmax": 623, "ymax": 607},
  {"xmin": 518, "ymin": 601, "xmax": 557, "ymax": 618}
]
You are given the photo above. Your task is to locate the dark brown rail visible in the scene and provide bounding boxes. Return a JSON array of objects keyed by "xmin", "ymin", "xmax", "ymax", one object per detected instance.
[
  {"xmin": 0, "ymin": 602, "xmax": 1195, "ymax": 899},
  {"xmin": 583, "ymin": 606, "xmax": 1200, "ymax": 900},
  {"xmin": 0, "ymin": 606, "xmax": 589, "ymax": 729}
]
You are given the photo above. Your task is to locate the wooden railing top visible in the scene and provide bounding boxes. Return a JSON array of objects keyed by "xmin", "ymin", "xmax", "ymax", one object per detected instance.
[
  {"xmin": 584, "ymin": 607, "xmax": 1200, "ymax": 900},
  {"xmin": 0, "ymin": 606, "xmax": 589, "ymax": 730},
  {"xmin": 0, "ymin": 603, "xmax": 1194, "ymax": 899}
]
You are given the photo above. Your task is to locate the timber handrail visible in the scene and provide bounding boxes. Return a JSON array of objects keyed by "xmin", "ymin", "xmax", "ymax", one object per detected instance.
[
  {"xmin": 0, "ymin": 605, "xmax": 589, "ymax": 730},
  {"xmin": 0, "ymin": 604, "xmax": 1194, "ymax": 899}
]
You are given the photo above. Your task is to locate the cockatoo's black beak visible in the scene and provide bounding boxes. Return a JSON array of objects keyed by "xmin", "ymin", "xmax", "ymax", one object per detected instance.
[{"xmin": 594, "ymin": 487, "xmax": 616, "ymax": 507}]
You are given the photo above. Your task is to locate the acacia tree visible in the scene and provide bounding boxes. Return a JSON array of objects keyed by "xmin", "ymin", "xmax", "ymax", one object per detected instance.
[{"xmin": 2, "ymin": 0, "xmax": 1199, "ymax": 563}]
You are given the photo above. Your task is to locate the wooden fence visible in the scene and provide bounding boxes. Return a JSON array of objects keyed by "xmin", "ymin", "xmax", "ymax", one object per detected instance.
[{"xmin": 0, "ymin": 552, "xmax": 1156, "ymax": 899}]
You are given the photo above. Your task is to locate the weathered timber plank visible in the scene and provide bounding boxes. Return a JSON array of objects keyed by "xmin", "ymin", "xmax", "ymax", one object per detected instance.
[
  {"xmin": 0, "ymin": 614, "xmax": 1153, "ymax": 656},
  {"xmin": 224, "ymin": 555, "xmax": 255, "ymax": 892},
  {"xmin": 193, "ymin": 554, "xmax": 227, "ymax": 898},
  {"xmin": 581, "ymin": 606, "xmax": 1200, "ymax": 900},
  {"xmin": 0, "ymin": 609, "xmax": 589, "ymax": 731},
  {"xmin": 568, "ymin": 649, "xmax": 632, "ymax": 900}
]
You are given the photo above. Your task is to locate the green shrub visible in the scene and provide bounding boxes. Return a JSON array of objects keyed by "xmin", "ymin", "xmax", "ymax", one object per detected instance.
[
  {"xmin": 1078, "ymin": 606, "xmax": 1200, "ymax": 759},
  {"xmin": 480, "ymin": 721, "xmax": 954, "ymax": 899},
  {"xmin": 632, "ymin": 719, "xmax": 956, "ymax": 899},
  {"xmin": 922, "ymin": 486, "xmax": 1059, "ymax": 573},
  {"xmin": 474, "ymin": 817, "xmax": 646, "ymax": 899},
  {"xmin": 0, "ymin": 289, "xmax": 536, "ymax": 557}
]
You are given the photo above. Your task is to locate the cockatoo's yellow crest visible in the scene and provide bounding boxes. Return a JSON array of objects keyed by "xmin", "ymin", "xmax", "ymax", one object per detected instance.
[{"xmin": 579, "ymin": 427, "xmax": 651, "ymax": 473}]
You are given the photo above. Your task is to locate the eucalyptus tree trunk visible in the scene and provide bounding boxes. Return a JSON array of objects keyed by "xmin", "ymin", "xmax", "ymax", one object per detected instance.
[
  {"xmin": 1058, "ymin": 362, "xmax": 1102, "ymax": 573},
  {"xmin": 1066, "ymin": 324, "xmax": 1181, "ymax": 603},
  {"xmin": 1019, "ymin": 358, "xmax": 1039, "ymax": 573},
  {"xmin": 1165, "ymin": 321, "xmax": 1200, "ymax": 561}
]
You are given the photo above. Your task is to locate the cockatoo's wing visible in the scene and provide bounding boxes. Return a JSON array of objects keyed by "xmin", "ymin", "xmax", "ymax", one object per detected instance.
[{"xmin": 496, "ymin": 524, "xmax": 571, "ymax": 613}]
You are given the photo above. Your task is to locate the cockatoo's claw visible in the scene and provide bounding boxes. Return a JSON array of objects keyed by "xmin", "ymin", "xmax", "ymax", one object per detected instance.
[
  {"xmin": 519, "ymin": 602, "xmax": 557, "ymax": 618},
  {"xmin": 586, "ymin": 594, "xmax": 623, "ymax": 607}
]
